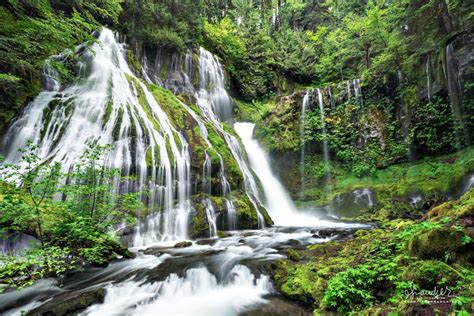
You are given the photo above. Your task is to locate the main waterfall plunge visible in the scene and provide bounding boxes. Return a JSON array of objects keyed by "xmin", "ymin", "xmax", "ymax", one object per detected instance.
[{"xmin": 0, "ymin": 28, "xmax": 368, "ymax": 315}]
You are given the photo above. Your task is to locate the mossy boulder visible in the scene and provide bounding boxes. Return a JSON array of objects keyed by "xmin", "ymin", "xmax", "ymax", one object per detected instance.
[
  {"xmin": 408, "ymin": 227, "xmax": 465, "ymax": 261},
  {"xmin": 402, "ymin": 260, "xmax": 460, "ymax": 289}
]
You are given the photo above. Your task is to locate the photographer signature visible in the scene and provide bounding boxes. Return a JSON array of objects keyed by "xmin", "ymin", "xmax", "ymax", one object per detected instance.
[{"xmin": 404, "ymin": 286, "xmax": 458, "ymax": 299}]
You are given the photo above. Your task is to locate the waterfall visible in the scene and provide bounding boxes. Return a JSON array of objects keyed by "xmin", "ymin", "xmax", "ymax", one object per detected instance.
[
  {"xmin": 3, "ymin": 29, "xmax": 194, "ymax": 243},
  {"xmin": 235, "ymin": 122, "xmax": 334, "ymax": 226},
  {"xmin": 317, "ymin": 89, "xmax": 331, "ymax": 184},
  {"xmin": 2, "ymin": 28, "xmax": 270, "ymax": 242},
  {"xmin": 197, "ymin": 48, "xmax": 233, "ymax": 122},
  {"xmin": 346, "ymin": 80, "xmax": 351, "ymax": 99},
  {"xmin": 299, "ymin": 92, "xmax": 310, "ymax": 195},
  {"xmin": 193, "ymin": 48, "xmax": 265, "ymax": 228}
]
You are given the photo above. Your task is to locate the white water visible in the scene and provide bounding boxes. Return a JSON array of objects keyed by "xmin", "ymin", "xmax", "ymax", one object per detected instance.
[
  {"xmin": 2, "ymin": 29, "xmax": 193, "ymax": 243},
  {"xmin": 194, "ymin": 48, "xmax": 265, "ymax": 227},
  {"xmin": 83, "ymin": 265, "xmax": 271, "ymax": 316},
  {"xmin": 235, "ymin": 122, "xmax": 346, "ymax": 227},
  {"xmin": 353, "ymin": 188, "xmax": 374, "ymax": 207},
  {"xmin": 353, "ymin": 78, "xmax": 363, "ymax": 106}
]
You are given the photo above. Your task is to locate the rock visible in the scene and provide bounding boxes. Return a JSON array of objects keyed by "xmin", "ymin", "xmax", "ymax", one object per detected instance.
[
  {"xmin": 408, "ymin": 227, "xmax": 464, "ymax": 261},
  {"xmin": 174, "ymin": 241, "xmax": 193, "ymax": 248},
  {"xmin": 402, "ymin": 260, "xmax": 459, "ymax": 289},
  {"xmin": 240, "ymin": 296, "xmax": 312, "ymax": 316},
  {"xmin": 285, "ymin": 239, "xmax": 301, "ymax": 246},
  {"xmin": 27, "ymin": 287, "xmax": 106, "ymax": 316},
  {"xmin": 195, "ymin": 238, "xmax": 218, "ymax": 246},
  {"xmin": 142, "ymin": 246, "xmax": 172, "ymax": 256}
]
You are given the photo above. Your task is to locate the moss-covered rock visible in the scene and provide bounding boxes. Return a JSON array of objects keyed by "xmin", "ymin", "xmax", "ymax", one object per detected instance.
[
  {"xmin": 27, "ymin": 287, "xmax": 106, "ymax": 316},
  {"xmin": 402, "ymin": 260, "xmax": 461, "ymax": 289},
  {"xmin": 408, "ymin": 227, "xmax": 465, "ymax": 261}
]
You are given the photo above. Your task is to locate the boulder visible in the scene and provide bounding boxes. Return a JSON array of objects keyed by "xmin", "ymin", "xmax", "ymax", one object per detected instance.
[
  {"xmin": 174, "ymin": 241, "xmax": 193, "ymax": 248},
  {"xmin": 408, "ymin": 227, "xmax": 464, "ymax": 261},
  {"xmin": 27, "ymin": 287, "xmax": 106, "ymax": 316}
]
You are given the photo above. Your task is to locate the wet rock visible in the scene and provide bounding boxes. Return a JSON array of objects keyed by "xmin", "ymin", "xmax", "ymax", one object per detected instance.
[
  {"xmin": 174, "ymin": 241, "xmax": 193, "ymax": 248},
  {"xmin": 285, "ymin": 239, "xmax": 301, "ymax": 246},
  {"xmin": 195, "ymin": 238, "xmax": 218, "ymax": 246},
  {"xmin": 240, "ymin": 296, "xmax": 312, "ymax": 316},
  {"xmin": 27, "ymin": 287, "xmax": 106, "ymax": 316},
  {"xmin": 142, "ymin": 246, "xmax": 172, "ymax": 256}
]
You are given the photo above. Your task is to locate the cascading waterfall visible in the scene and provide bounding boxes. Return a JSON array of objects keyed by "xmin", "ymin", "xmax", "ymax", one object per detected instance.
[
  {"xmin": 2, "ymin": 29, "xmax": 194, "ymax": 244},
  {"xmin": 2, "ymin": 29, "xmax": 266, "ymax": 242},
  {"xmin": 197, "ymin": 48, "xmax": 233, "ymax": 122},
  {"xmin": 193, "ymin": 48, "xmax": 265, "ymax": 228}
]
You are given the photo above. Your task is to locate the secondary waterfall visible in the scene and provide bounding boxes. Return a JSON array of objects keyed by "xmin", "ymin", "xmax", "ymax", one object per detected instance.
[
  {"xmin": 317, "ymin": 89, "xmax": 331, "ymax": 184},
  {"xmin": 300, "ymin": 92, "xmax": 310, "ymax": 194}
]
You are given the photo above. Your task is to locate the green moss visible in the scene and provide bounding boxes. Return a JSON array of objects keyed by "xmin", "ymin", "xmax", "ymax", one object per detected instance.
[
  {"xmin": 189, "ymin": 200, "xmax": 210, "ymax": 239},
  {"xmin": 103, "ymin": 99, "xmax": 114, "ymax": 127},
  {"xmin": 127, "ymin": 50, "xmax": 141, "ymax": 74},
  {"xmin": 408, "ymin": 227, "xmax": 465, "ymax": 261},
  {"xmin": 286, "ymin": 248, "xmax": 301, "ymax": 261},
  {"xmin": 299, "ymin": 146, "xmax": 474, "ymax": 208},
  {"xmin": 428, "ymin": 189, "xmax": 474, "ymax": 219},
  {"xmin": 112, "ymin": 107, "xmax": 124, "ymax": 141},
  {"xmin": 402, "ymin": 260, "xmax": 461, "ymax": 289},
  {"xmin": 206, "ymin": 125, "xmax": 243, "ymax": 187}
]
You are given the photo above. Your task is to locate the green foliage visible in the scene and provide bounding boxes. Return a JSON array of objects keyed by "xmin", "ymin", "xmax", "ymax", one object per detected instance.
[
  {"xmin": 273, "ymin": 195, "xmax": 474, "ymax": 314},
  {"xmin": 0, "ymin": 142, "xmax": 142, "ymax": 288},
  {"xmin": 119, "ymin": 0, "xmax": 202, "ymax": 51},
  {"xmin": 0, "ymin": 246, "xmax": 75, "ymax": 290},
  {"xmin": 0, "ymin": 0, "xmax": 113, "ymax": 133}
]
